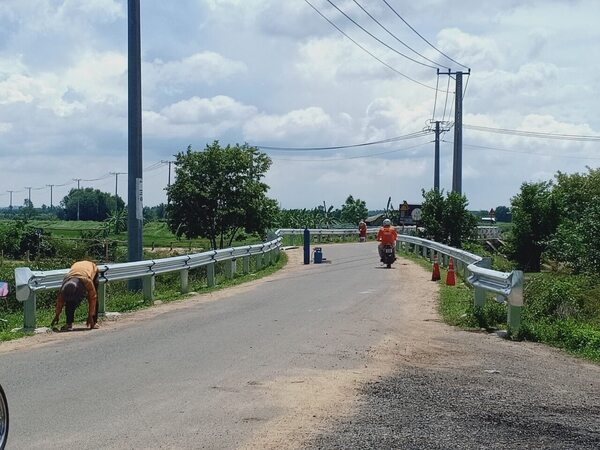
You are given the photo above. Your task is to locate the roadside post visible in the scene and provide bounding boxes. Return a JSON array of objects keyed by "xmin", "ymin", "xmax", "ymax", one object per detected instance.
[{"xmin": 303, "ymin": 228, "xmax": 310, "ymax": 264}]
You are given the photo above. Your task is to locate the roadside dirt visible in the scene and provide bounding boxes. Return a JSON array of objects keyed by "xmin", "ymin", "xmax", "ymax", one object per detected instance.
[{"xmin": 240, "ymin": 249, "xmax": 600, "ymax": 450}]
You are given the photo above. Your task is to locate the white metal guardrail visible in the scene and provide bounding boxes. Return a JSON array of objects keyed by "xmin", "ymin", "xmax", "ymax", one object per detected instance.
[
  {"xmin": 397, "ymin": 234, "xmax": 523, "ymax": 334},
  {"xmin": 13, "ymin": 226, "xmax": 516, "ymax": 333},
  {"xmin": 14, "ymin": 235, "xmax": 282, "ymax": 331}
]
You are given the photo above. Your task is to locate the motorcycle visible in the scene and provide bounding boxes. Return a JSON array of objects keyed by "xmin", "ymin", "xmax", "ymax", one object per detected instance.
[
  {"xmin": 381, "ymin": 243, "xmax": 396, "ymax": 268},
  {"xmin": 0, "ymin": 383, "xmax": 7, "ymax": 450}
]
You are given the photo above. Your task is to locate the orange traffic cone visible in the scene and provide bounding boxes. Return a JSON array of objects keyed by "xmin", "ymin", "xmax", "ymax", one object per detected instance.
[
  {"xmin": 431, "ymin": 254, "xmax": 441, "ymax": 281},
  {"xmin": 446, "ymin": 257, "xmax": 456, "ymax": 286}
]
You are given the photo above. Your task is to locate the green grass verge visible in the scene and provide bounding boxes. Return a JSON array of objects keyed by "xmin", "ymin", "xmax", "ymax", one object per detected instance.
[
  {"xmin": 0, "ymin": 252, "xmax": 287, "ymax": 342},
  {"xmin": 399, "ymin": 247, "xmax": 600, "ymax": 364}
]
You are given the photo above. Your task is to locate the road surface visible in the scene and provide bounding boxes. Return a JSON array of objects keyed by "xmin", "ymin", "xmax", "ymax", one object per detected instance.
[{"xmin": 1, "ymin": 242, "xmax": 599, "ymax": 449}]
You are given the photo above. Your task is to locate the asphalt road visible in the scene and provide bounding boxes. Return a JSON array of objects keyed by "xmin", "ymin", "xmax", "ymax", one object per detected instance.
[
  {"xmin": 1, "ymin": 242, "xmax": 599, "ymax": 449},
  {"xmin": 0, "ymin": 243, "xmax": 408, "ymax": 449}
]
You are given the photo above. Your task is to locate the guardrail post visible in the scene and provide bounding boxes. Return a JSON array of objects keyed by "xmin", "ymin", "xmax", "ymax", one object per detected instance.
[
  {"xmin": 224, "ymin": 260, "xmax": 235, "ymax": 279},
  {"xmin": 180, "ymin": 269, "xmax": 189, "ymax": 294},
  {"xmin": 207, "ymin": 261, "xmax": 215, "ymax": 287},
  {"xmin": 473, "ymin": 257, "xmax": 491, "ymax": 308},
  {"xmin": 507, "ymin": 270, "xmax": 524, "ymax": 337},
  {"xmin": 413, "ymin": 244, "xmax": 419, "ymax": 255},
  {"xmin": 142, "ymin": 275, "xmax": 154, "ymax": 301},
  {"xmin": 98, "ymin": 282, "xmax": 107, "ymax": 317},
  {"xmin": 23, "ymin": 293, "xmax": 37, "ymax": 331},
  {"xmin": 243, "ymin": 255, "xmax": 250, "ymax": 274}
]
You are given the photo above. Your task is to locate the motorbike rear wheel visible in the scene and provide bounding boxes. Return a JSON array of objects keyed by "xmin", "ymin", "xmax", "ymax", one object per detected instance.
[{"xmin": 0, "ymin": 384, "xmax": 8, "ymax": 450}]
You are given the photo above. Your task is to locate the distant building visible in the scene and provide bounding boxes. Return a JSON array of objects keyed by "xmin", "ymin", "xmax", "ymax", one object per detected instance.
[{"xmin": 365, "ymin": 213, "xmax": 386, "ymax": 226}]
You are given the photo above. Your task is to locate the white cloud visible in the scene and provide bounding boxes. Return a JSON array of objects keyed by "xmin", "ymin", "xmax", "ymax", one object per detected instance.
[
  {"xmin": 145, "ymin": 52, "xmax": 247, "ymax": 91},
  {"xmin": 145, "ymin": 95, "xmax": 257, "ymax": 138}
]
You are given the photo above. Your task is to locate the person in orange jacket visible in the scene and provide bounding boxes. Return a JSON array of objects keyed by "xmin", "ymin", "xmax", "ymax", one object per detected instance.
[
  {"xmin": 376, "ymin": 218, "xmax": 397, "ymax": 261},
  {"xmin": 51, "ymin": 261, "xmax": 99, "ymax": 331},
  {"xmin": 358, "ymin": 220, "xmax": 367, "ymax": 242}
]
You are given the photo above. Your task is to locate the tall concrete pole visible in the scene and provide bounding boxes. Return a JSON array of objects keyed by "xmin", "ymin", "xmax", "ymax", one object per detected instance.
[
  {"xmin": 128, "ymin": 0, "xmax": 143, "ymax": 290},
  {"xmin": 452, "ymin": 71, "xmax": 463, "ymax": 194},
  {"xmin": 47, "ymin": 184, "xmax": 54, "ymax": 209},
  {"xmin": 25, "ymin": 187, "xmax": 32, "ymax": 207},
  {"xmin": 7, "ymin": 191, "xmax": 13, "ymax": 209},
  {"xmin": 434, "ymin": 121, "xmax": 440, "ymax": 192}
]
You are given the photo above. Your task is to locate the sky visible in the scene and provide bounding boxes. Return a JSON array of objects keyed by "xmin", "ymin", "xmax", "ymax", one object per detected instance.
[{"xmin": 0, "ymin": 0, "xmax": 599, "ymax": 212}]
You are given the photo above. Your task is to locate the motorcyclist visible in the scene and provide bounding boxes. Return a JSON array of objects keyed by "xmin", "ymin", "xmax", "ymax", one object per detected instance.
[{"xmin": 376, "ymin": 218, "xmax": 397, "ymax": 261}]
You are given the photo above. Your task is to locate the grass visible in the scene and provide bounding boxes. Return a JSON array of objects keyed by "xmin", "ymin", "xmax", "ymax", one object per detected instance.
[
  {"xmin": 0, "ymin": 252, "xmax": 287, "ymax": 342},
  {"xmin": 399, "ymin": 246, "xmax": 600, "ymax": 364}
]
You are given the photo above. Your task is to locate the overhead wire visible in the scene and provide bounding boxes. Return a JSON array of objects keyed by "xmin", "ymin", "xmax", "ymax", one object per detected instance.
[
  {"xmin": 271, "ymin": 139, "xmax": 434, "ymax": 162},
  {"xmin": 256, "ymin": 130, "xmax": 432, "ymax": 151},
  {"xmin": 463, "ymin": 124, "xmax": 600, "ymax": 142},
  {"xmin": 431, "ymin": 72, "xmax": 440, "ymax": 122},
  {"xmin": 379, "ymin": 0, "xmax": 470, "ymax": 70},
  {"xmin": 324, "ymin": 0, "xmax": 439, "ymax": 70},
  {"xmin": 441, "ymin": 75, "xmax": 452, "ymax": 123},
  {"xmin": 348, "ymin": 0, "xmax": 448, "ymax": 70},
  {"xmin": 303, "ymin": 0, "xmax": 442, "ymax": 91},
  {"xmin": 442, "ymin": 140, "xmax": 600, "ymax": 160}
]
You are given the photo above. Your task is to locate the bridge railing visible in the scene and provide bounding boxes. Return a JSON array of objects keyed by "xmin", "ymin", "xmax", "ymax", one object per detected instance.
[
  {"xmin": 397, "ymin": 234, "xmax": 523, "ymax": 335},
  {"xmin": 14, "ymin": 235, "xmax": 283, "ymax": 331}
]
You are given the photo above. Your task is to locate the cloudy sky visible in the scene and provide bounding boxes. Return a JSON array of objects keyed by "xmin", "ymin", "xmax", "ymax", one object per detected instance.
[{"xmin": 0, "ymin": 0, "xmax": 599, "ymax": 212}]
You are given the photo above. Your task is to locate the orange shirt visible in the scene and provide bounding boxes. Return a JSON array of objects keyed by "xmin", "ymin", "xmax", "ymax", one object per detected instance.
[
  {"xmin": 377, "ymin": 226, "xmax": 397, "ymax": 245},
  {"xmin": 55, "ymin": 261, "xmax": 98, "ymax": 324}
]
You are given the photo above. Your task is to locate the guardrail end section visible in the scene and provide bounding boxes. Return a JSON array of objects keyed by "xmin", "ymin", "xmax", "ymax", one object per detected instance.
[
  {"xmin": 507, "ymin": 270, "xmax": 524, "ymax": 339},
  {"xmin": 15, "ymin": 267, "xmax": 34, "ymax": 302}
]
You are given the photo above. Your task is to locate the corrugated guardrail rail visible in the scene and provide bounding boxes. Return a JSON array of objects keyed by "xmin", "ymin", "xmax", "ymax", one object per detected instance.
[
  {"xmin": 14, "ymin": 227, "xmax": 518, "ymax": 333},
  {"xmin": 15, "ymin": 235, "xmax": 282, "ymax": 331},
  {"xmin": 396, "ymin": 234, "xmax": 523, "ymax": 334}
]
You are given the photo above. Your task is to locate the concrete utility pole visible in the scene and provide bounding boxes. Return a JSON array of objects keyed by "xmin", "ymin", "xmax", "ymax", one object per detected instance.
[
  {"xmin": 109, "ymin": 172, "xmax": 126, "ymax": 212},
  {"xmin": 128, "ymin": 0, "xmax": 143, "ymax": 290},
  {"xmin": 73, "ymin": 178, "xmax": 82, "ymax": 220},
  {"xmin": 7, "ymin": 190, "xmax": 14, "ymax": 209},
  {"xmin": 47, "ymin": 184, "xmax": 54, "ymax": 209},
  {"xmin": 434, "ymin": 121, "xmax": 440, "ymax": 192},
  {"xmin": 452, "ymin": 71, "xmax": 463, "ymax": 194},
  {"xmin": 161, "ymin": 160, "xmax": 175, "ymax": 203},
  {"xmin": 25, "ymin": 187, "xmax": 32, "ymax": 207},
  {"xmin": 439, "ymin": 69, "xmax": 469, "ymax": 194}
]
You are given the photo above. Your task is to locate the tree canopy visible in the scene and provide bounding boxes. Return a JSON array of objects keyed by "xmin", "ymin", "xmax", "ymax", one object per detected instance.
[
  {"xmin": 419, "ymin": 189, "xmax": 477, "ymax": 247},
  {"xmin": 59, "ymin": 188, "xmax": 124, "ymax": 221},
  {"xmin": 340, "ymin": 195, "xmax": 368, "ymax": 225},
  {"xmin": 166, "ymin": 142, "xmax": 279, "ymax": 249}
]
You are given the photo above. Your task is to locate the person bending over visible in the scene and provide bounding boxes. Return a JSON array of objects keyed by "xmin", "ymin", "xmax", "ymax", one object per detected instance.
[{"xmin": 51, "ymin": 261, "xmax": 99, "ymax": 331}]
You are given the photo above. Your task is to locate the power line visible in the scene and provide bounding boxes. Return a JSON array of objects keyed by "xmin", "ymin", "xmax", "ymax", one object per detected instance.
[
  {"xmin": 441, "ymin": 75, "xmax": 452, "ymax": 122},
  {"xmin": 304, "ymin": 0, "xmax": 442, "ymax": 91},
  {"xmin": 443, "ymin": 140, "xmax": 600, "ymax": 160},
  {"xmin": 271, "ymin": 139, "xmax": 434, "ymax": 161},
  {"xmin": 336, "ymin": 0, "xmax": 442, "ymax": 70},
  {"xmin": 351, "ymin": 0, "xmax": 450, "ymax": 70},
  {"xmin": 256, "ymin": 130, "xmax": 432, "ymax": 151},
  {"xmin": 379, "ymin": 0, "xmax": 470, "ymax": 70},
  {"xmin": 431, "ymin": 72, "xmax": 440, "ymax": 122},
  {"xmin": 463, "ymin": 124, "xmax": 600, "ymax": 142}
]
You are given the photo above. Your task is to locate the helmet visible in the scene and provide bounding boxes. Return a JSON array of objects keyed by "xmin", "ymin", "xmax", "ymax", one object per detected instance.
[{"xmin": 383, "ymin": 218, "xmax": 392, "ymax": 226}]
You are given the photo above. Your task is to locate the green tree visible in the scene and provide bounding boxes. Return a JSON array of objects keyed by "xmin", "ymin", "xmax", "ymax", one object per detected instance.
[
  {"xmin": 494, "ymin": 205, "xmax": 511, "ymax": 222},
  {"xmin": 420, "ymin": 189, "xmax": 477, "ymax": 247},
  {"xmin": 166, "ymin": 142, "xmax": 279, "ymax": 249},
  {"xmin": 105, "ymin": 208, "xmax": 128, "ymax": 234},
  {"xmin": 60, "ymin": 188, "xmax": 124, "ymax": 221},
  {"xmin": 420, "ymin": 189, "xmax": 445, "ymax": 242},
  {"xmin": 508, "ymin": 181, "xmax": 559, "ymax": 272},
  {"xmin": 340, "ymin": 195, "xmax": 368, "ymax": 225}
]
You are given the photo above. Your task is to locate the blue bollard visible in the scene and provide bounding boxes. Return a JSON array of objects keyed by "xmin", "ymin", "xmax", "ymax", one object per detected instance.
[{"xmin": 303, "ymin": 228, "xmax": 310, "ymax": 264}]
